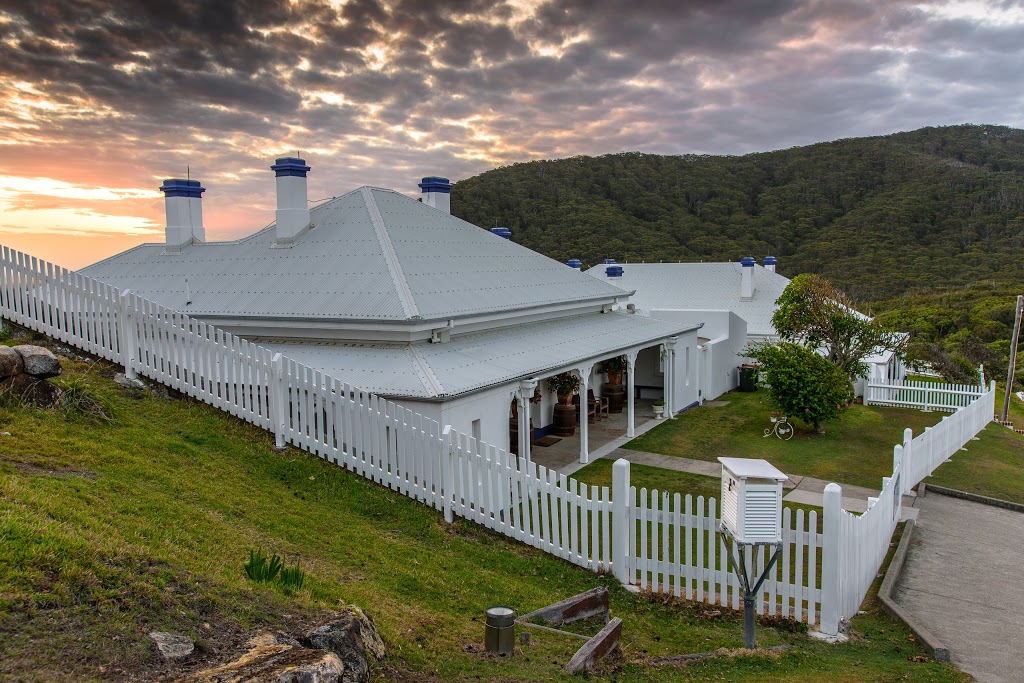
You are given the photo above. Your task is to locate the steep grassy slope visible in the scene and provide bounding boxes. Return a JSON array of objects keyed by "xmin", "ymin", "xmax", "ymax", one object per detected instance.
[{"xmin": 0, "ymin": 332, "xmax": 969, "ymax": 682}]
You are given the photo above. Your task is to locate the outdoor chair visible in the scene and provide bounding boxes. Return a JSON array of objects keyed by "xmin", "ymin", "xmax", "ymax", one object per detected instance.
[
  {"xmin": 573, "ymin": 394, "xmax": 596, "ymax": 424},
  {"xmin": 588, "ymin": 389, "xmax": 610, "ymax": 419}
]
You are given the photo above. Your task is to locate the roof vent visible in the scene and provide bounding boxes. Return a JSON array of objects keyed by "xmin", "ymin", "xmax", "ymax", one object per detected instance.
[
  {"xmin": 603, "ymin": 258, "xmax": 617, "ymax": 265},
  {"xmin": 764, "ymin": 256, "xmax": 777, "ymax": 273},
  {"xmin": 566, "ymin": 259, "xmax": 582, "ymax": 269},
  {"xmin": 419, "ymin": 176, "xmax": 452, "ymax": 214},
  {"xmin": 740, "ymin": 256, "xmax": 755, "ymax": 299},
  {"xmin": 271, "ymin": 157, "xmax": 311, "ymax": 244},
  {"xmin": 606, "ymin": 265, "xmax": 624, "ymax": 278},
  {"xmin": 159, "ymin": 179, "xmax": 205, "ymax": 250},
  {"xmin": 490, "ymin": 227, "xmax": 512, "ymax": 240}
]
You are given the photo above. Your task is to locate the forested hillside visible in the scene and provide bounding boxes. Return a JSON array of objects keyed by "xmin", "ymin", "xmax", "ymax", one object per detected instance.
[{"xmin": 453, "ymin": 125, "xmax": 1024, "ymax": 382}]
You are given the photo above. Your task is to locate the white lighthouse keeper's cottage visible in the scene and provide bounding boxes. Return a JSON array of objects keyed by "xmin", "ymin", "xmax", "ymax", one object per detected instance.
[{"xmin": 82, "ymin": 158, "xmax": 702, "ymax": 465}]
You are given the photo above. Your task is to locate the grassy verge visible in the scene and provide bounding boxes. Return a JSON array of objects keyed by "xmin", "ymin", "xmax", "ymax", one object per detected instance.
[
  {"xmin": 0, "ymin": 334, "xmax": 968, "ymax": 681},
  {"xmin": 926, "ymin": 422, "xmax": 1024, "ymax": 504},
  {"xmin": 625, "ymin": 390, "xmax": 945, "ymax": 489}
]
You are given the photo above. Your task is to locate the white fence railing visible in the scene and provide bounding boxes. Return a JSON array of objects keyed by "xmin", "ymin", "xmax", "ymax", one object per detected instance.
[
  {"xmin": 0, "ymin": 245, "xmax": 999, "ymax": 635},
  {"xmin": 864, "ymin": 378, "xmax": 986, "ymax": 411}
]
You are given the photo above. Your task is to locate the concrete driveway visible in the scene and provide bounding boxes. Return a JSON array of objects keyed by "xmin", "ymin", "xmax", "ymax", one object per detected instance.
[{"xmin": 893, "ymin": 492, "xmax": 1024, "ymax": 683}]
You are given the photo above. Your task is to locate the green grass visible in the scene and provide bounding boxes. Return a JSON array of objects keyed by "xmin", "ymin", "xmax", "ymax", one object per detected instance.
[
  {"xmin": 625, "ymin": 390, "xmax": 946, "ymax": 489},
  {"xmin": 0, "ymin": 334, "xmax": 969, "ymax": 682},
  {"xmin": 926, "ymin": 422, "xmax": 1024, "ymax": 504}
]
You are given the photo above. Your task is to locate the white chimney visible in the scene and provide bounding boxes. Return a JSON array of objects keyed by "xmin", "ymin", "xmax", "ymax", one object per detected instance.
[
  {"xmin": 419, "ymin": 176, "xmax": 452, "ymax": 213},
  {"xmin": 740, "ymin": 256, "xmax": 755, "ymax": 299},
  {"xmin": 764, "ymin": 256, "xmax": 777, "ymax": 274},
  {"xmin": 159, "ymin": 179, "xmax": 205, "ymax": 250},
  {"xmin": 271, "ymin": 157, "xmax": 311, "ymax": 243}
]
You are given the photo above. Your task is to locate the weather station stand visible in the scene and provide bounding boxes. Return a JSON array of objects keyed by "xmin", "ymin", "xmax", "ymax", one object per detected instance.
[{"xmin": 717, "ymin": 457, "xmax": 789, "ymax": 649}]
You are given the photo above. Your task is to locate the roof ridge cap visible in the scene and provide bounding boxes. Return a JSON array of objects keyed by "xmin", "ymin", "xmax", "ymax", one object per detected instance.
[
  {"xmin": 361, "ymin": 186, "xmax": 421, "ymax": 320},
  {"xmin": 406, "ymin": 345, "xmax": 445, "ymax": 396}
]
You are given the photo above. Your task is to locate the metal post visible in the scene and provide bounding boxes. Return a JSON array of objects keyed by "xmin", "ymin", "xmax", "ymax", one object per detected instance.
[
  {"xmin": 725, "ymin": 538, "xmax": 781, "ymax": 649},
  {"xmin": 1001, "ymin": 295, "xmax": 1023, "ymax": 423}
]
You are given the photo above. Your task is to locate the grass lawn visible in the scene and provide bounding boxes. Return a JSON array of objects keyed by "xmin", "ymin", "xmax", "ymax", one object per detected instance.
[
  {"xmin": 0, "ymin": 332, "xmax": 969, "ymax": 682},
  {"xmin": 624, "ymin": 390, "xmax": 946, "ymax": 489},
  {"xmin": 926, "ymin": 422, "xmax": 1024, "ymax": 504}
]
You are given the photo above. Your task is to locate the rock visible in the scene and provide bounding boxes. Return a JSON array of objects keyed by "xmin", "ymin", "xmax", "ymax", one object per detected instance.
[
  {"xmin": 114, "ymin": 373, "xmax": 146, "ymax": 390},
  {"xmin": 182, "ymin": 644, "xmax": 343, "ymax": 683},
  {"xmin": 0, "ymin": 346, "xmax": 24, "ymax": 377},
  {"xmin": 12, "ymin": 345, "xmax": 61, "ymax": 379},
  {"xmin": 0, "ymin": 373, "xmax": 64, "ymax": 408},
  {"xmin": 302, "ymin": 607, "xmax": 385, "ymax": 683},
  {"xmin": 149, "ymin": 631, "xmax": 194, "ymax": 660},
  {"xmin": 248, "ymin": 630, "xmax": 301, "ymax": 648}
]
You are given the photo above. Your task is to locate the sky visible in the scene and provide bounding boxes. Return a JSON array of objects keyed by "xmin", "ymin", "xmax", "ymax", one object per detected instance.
[{"xmin": 1, "ymin": 0, "xmax": 1023, "ymax": 269}]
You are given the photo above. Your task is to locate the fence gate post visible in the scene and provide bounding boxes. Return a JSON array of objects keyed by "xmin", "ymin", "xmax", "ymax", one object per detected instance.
[
  {"xmin": 441, "ymin": 425, "xmax": 455, "ymax": 523},
  {"xmin": 611, "ymin": 458, "xmax": 631, "ymax": 585},
  {"xmin": 118, "ymin": 290, "xmax": 137, "ymax": 379},
  {"xmin": 819, "ymin": 483, "xmax": 843, "ymax": 636},
  {"xmin": 270, "ymin": 353, "xmax": 287, "ymax": 449}
]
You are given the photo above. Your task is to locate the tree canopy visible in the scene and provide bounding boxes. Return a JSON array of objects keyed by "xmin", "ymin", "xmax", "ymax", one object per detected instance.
[{"xmin": 772, "ymin": 274, "xmax": 906, "ymax": 379}]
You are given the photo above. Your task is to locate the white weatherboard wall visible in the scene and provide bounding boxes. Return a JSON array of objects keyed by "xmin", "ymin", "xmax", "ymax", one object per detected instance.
[
  {"xmin": 0, "ymin": 245, "xmax": 998, "ymax": 636},
  {"xmin": 652, "ymin": 309, "xmax": 746, "ymax": 402}
]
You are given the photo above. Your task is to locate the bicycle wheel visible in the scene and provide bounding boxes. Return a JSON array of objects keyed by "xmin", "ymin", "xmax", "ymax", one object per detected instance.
[{"xmin": 777, "ymin": 421, "xmax": 794, "ymax": 440}]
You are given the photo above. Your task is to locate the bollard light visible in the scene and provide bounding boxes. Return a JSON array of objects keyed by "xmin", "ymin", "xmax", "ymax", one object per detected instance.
[{"xmin": 484, "ymin": 606, "xmax": 515, "ymax": 655}]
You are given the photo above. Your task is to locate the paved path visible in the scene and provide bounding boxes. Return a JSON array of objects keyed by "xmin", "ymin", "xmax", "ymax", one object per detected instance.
[{"xmin": 893, "ymin": 492, "xmax": 1024, "ymax": 683}]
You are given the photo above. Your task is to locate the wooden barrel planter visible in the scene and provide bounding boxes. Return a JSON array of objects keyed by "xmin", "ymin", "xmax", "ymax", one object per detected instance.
[
  {"xmin": 552, "ymin": 403, "xmax": 576, "ymax": 436},
  {"xmin": 603, "ymin": 383, "xmax": 625, "ymax": 413}
]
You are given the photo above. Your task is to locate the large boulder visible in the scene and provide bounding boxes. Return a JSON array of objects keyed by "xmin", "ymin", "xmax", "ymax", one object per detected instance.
[
  {"xmin": 0, "ymin": 373, "xmax": 64, "ymax": 408},
  {"xmin": 302, "ymin": 608, "xmax": 385, "ymax": 683},
  {"xmin": 0, "ymin": 346, "xmax": 23, "ymax": 378},
  {"xmin": 12, "ymin": 345, "xmax": 61, "ymax": 379},
  {"xmin": 182, "ymin": 644, "xmax": 343, "ymax": 683}
]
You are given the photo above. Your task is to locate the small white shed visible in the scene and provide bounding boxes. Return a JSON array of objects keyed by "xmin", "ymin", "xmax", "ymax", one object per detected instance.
[{"xmin": 718, "ymin": 457, "xmax": 787, "ymax": 544}]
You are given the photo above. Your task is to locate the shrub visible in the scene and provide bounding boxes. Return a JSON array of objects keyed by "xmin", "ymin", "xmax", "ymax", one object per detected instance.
[{"xmin": 745, "ymin": 341, "xmax": 853, "ymax": 434}]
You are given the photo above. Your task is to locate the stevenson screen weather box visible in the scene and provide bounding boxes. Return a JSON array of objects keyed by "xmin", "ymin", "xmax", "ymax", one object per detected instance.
[{"xmin": 718, "ymin": 457, "xmax": 787, "ymax": 545}]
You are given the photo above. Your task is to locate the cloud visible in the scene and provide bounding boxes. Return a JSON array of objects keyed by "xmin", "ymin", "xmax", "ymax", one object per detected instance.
[{"xmin": 0, "ymin": 0, "xmax": 1021, "ymax": 268}]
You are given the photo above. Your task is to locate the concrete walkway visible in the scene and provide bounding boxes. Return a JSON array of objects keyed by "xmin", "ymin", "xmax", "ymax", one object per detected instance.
[
  {"xmin": 892, "ymin": 493, "xmax": 1024, "ymax": 682},
  {"xmin": 565, "ymin": 446, "xmax": 918, "ymax": 518}
]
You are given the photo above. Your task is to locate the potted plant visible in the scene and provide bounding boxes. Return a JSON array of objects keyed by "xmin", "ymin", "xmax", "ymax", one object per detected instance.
[
  {"xmin": 548, "ymin": 372, "xmax": 581, "ymax": 404},
  {"xmin": 652, "ymin": 398, "xmax": 665, "ymax": 419},
  {"xmin": 599, "ymin": 356, "xmax": 628, "ymax": 385}
]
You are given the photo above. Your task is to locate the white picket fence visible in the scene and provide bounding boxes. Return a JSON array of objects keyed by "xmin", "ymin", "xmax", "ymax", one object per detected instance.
[
  {"xmin": 0, "ymin": 245, "xmax": 999, "ymax": 636},
  {"xmin": 820, "ymin": 378, "xmax": 997, "ymax": 634},
  {"xmin": 864, "ymin": 377, "xmax": 986, "ymax": 411}
]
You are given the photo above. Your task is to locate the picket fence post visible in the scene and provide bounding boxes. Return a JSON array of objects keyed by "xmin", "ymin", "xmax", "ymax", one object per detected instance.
[
  {"xmin": 611, "ymin": 458, "xmax": 631, "ymax": 584},
  {"xmin": 270, "ymin": 352, "xmax": 287, "ymax": 449},
  {"xmin": 441, "ymin": 425, "xmax": 454, "ymax": 523},
  {"xmin": 118, "ymin": 290, "xmax": 137, "ymax": 379},
  {"xmin": 819, "ymin": 483, "xmax": 843, "ymax": 636}
]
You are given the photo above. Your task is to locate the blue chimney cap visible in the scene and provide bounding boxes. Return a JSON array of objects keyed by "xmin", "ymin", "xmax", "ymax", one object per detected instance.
[
  {"xmin": 159, "ymin": 179, "xmax": 205, "ymax": 198},
  {"xmin": 271, "ymin": 157, "xmax": 311, "ymax": 177},
  {"xmin": 606, "ymin": 265, "xmax": 624, "ymax": 278},
  {"xmin": 490, "ymin": 227, "xmax": 512, "ymax": 240},
  {"xmin": 764, "ymin": 256, "xmax": 777, "ymax": 265},
  {"xmin": 603, "ymin": 258, "xmax": 617, "ymax": 265},
  {"xmin": 740, "ymin": 256, "xmax": 756, "ymax": 267},
  {"xmin": 566, "ymin": 258, "xmax": 583, "ymax": 269},
  {"xmin": 419, "ymin": 176, "xmax": 452, "ymax": 194}
]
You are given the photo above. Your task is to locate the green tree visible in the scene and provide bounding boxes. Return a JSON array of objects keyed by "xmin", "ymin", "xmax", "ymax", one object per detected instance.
[
  {"xmin": 746, "ymin": 342, "xmax": 853, "ymax": 435},
  {"xmin": 772, "ymin": 274, "xmax": 906, "ymax": 379}
]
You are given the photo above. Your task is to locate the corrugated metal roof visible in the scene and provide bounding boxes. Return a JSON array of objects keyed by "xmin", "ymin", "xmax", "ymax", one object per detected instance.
[
  {"xmin": 82, "ymin": 187, "xmax": 629, "ymax": 323},
  {"xmin": 255, "ymin": 311, "xmax": 696, "ymax": 398},
  {"xmin": 586, "ymin": 262, "xmax": 790, "ymax": 337}
]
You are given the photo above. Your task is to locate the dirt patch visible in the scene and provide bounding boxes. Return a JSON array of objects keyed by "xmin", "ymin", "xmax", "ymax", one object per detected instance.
[{"xmin": 14, "ymin": 461, "xmax": 96, "ymax": 480}]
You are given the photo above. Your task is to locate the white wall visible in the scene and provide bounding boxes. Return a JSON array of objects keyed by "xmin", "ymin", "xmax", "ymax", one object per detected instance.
[
  {"xmin": 671, "ymin": 328, "xmax": 701, "ymax": 412},
  {"xmin": 649, "ymin": 309, "xmax": 748, "ymax": 403},
  {"xmin": 397, "ymin": 384, "xmax": 518, "ymax": 453}
]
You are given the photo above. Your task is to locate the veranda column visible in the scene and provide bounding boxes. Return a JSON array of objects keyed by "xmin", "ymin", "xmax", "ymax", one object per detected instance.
[
  {"xmin": 518, "ymin": 378, "xmax": 538, "ymax": 466},
  {"xmin": 579, "ymin": 364, "xmax": 592, "ymax": 464},
  {"xmin": 626, "ymin": 350, "xmax": 639, "ymax": 438},
  {"xmin": 667, "ymin": 336, "xmax": 679, "ymax": 416}
]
